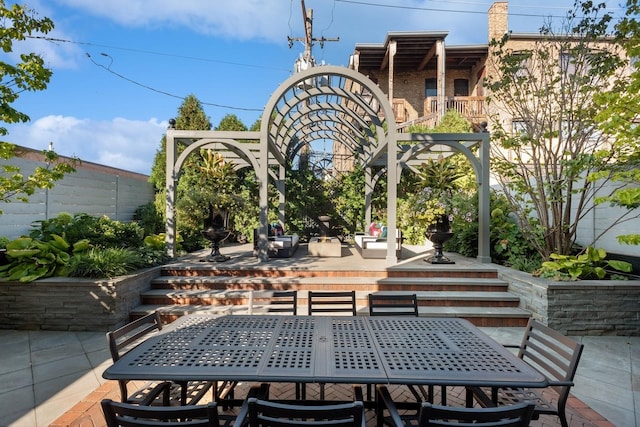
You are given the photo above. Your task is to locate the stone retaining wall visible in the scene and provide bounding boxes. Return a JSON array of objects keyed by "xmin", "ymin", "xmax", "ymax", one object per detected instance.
[
  {"xmin": 497, "ymin": 265, "xmax": 640, "ymax": 336},
  {"xmin": 0, "ymin": 266, "xmax": 161, "ymax": 331}
]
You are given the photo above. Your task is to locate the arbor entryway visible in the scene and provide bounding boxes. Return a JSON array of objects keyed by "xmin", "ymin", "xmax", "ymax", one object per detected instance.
[{"xmin": 165, "ymin": 66, "xmax": 490, "ymax": 264}]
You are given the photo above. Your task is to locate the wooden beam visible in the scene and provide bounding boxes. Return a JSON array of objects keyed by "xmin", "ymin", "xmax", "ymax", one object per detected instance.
[{"xmin": 417, "ymin": 43, "xmax": 437, "ymax": 71}]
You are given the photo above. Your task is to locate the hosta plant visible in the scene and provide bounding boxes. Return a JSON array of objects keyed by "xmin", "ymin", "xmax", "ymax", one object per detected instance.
[
  {"xmin": 0, "ymin": 235, "xmax": 90, "ymax": 282},
  {"xmin": 534, "ymin": 246, "xmax": 632, "ymax": 281}
]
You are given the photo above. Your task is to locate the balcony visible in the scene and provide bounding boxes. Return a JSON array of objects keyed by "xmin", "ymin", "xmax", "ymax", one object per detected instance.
[{"xmin": 424, "ymin": 96, "xmax": 487, "ymax": 122}]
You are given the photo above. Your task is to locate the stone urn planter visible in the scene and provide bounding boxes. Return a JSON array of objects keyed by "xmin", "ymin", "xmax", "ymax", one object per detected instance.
[{"xmin": 425, "ymin": 214, "xmax": 455, "ymax": 264}]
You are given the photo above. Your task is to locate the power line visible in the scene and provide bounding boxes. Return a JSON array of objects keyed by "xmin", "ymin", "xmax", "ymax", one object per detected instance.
[
  {"xmin": 27, "ymin": 35, "xmax": 290, "ymax": 72},
  {"xmin": 334, "ymin": 0, "xmax": 622, "ymax": 20},
  {"xmin": 85, "ymin": 52, "xmax": 264, "ymax": 112}
]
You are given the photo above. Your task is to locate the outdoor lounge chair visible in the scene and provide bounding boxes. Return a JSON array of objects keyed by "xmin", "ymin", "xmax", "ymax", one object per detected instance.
[
  {"xmin": 376, "ymin": 384, "xmax": 535, "ymax": 427},
  {"xmin": 465, "ymin": 318, "xmax": 584, "ymax": 427}
]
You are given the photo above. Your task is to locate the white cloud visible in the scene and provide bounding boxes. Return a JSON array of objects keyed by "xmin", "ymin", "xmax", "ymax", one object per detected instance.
[
  {"xmin": 5, "ymin": 115, "xmax": 167, "ymax": 175},
  {"xmin": 53, "ymin": 0, "xmax": 292, "ymax": 42}
]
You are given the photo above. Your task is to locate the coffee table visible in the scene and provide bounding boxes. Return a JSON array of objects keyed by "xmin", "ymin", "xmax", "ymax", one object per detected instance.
[{"xmin": 308, "ymin": 237, "xmax": 342, "ymax": 257}]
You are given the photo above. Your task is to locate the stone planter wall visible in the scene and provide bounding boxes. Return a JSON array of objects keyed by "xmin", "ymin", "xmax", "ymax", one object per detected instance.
[
  {"xmin": 497, "ymin": 265, "xmax": 640, "ymax": 336},
  {"xmin": 0, "ymin": 266, "xmax": 161, "ymax": 331}
]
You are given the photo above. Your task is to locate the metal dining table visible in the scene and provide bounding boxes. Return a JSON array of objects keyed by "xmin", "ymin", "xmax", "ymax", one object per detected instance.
[{"xmin": 102, "ymin": 314, "xmax": 546, "ymax": 390}]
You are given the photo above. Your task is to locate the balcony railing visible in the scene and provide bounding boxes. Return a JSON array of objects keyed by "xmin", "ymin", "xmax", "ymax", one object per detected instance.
[
  {"xmin": 424, "ymin": 96, "xmax": 487, "ymax": 121},
  {"xmin": 393, "ymin": 96, "xmax": 487, "ymax": 131}
]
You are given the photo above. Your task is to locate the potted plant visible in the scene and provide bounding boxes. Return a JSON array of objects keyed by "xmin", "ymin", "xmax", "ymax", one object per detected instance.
[{"xmin": 404, "ymin": 156, "xmax": 466, "ymax": 263}]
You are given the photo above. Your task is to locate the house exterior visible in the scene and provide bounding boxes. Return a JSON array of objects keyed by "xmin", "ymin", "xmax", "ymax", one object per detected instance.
[{"xmin": 346, "ymin": 1, "xmax": 640, "ymax": 261}]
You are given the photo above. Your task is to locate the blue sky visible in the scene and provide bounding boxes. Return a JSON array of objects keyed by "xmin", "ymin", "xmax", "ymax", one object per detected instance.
[{"xmin": 3, "ymin": 0, "xmax": 625, "ymax": 175}]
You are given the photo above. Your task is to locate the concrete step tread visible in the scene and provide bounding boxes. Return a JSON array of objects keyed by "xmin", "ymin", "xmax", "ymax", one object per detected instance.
[
  {"xmin": 141, "ymin": 288, "xmax": 519, "ymax": 301},
  {"xmin": 132, "ymin": 304, "xmax": 531, "ymax": 319},
  {"xmin": 416, "ymin": 306, "xmax": 531, "ymax": 318},
  {"xmin": 151, "ymin": 276, "xmax": 507, "ymax": 287}
]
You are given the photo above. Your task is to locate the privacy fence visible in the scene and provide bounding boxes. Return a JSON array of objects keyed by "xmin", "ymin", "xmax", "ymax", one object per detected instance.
[{"xmin": 0, "ymin": 147, "xmax": 154, "ymax": 239}]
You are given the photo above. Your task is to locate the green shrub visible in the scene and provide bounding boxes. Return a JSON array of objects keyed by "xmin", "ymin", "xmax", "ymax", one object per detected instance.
[
  {"xmin": 30, "ymin": 213, "xmax": 144, "ymax": 249},
  {"xmin": 0, "ymin": 235, "xmax": 90, "ymax": 282},
  {"xmin": 534, "ymin": 246, "xmax": 632, "ymax": 281},
  {"xmin": 70, "ymin": 247, "xmax": 145, "ymax": 278},
  {"xmin": 134, "ymin": 202, "xmax": 164, "ymax": 236}
]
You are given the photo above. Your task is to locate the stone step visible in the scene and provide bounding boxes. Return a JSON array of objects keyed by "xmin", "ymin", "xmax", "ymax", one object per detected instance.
[
  {"xmin": 140, "ymin": 288, "xmax": 519, "ymax": 308},
  {"xmin": 149, "ymin": 275, "xmax": 509, "ymax": 292},
  {"xmin": 130, "ymin": 304, "xmax": 531, "ymax": 328}
]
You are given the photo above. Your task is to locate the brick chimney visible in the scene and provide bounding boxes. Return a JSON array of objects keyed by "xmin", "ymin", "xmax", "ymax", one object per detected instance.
[{"xmin": 488, "ymin": 2, "xmax": 508, "ymax": 42}]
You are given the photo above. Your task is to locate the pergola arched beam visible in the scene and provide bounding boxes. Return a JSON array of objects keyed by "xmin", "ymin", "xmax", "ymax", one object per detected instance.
[
  {"xmin": 273, "ymin": 99, "xmax": 376, "ymax": 157},
  {"xmin": 284, "ymin": 116, "xmax": 369, "ymax": 159},
  {"xmin": 278, "ymin": 105, "xmax": 377, "ymax": 162},
  {"xmin": 258, "ymin": 65, "xmax": 398, "ymax": 262},
  {"xmin": 397, "ymin": 134, "xmax": 483, "ymax": 181},
  {"xmin": 172, "ymin": 133, "xmax": 261, "ymax": 180},
  {"xmin": 268, "ymin": 79, "xmax": 384, "ymax": 152}
]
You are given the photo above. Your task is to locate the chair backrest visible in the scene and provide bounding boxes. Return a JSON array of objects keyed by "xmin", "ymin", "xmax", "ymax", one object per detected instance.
[
  {"xmin": 107, "ymin": 311, "xmax": 163, "ymax": 362},
  {"xmin": 368, "ymin": 293, "xmax": 418, "ymax": 316},
  {"xmin": 518, "ymin": 319, "xmax": 584, "ymax": 400},
  {"xmin": 106, "ymin": 311, "xmax": 164, "ymax": 402},
  {"xmin": 418, "ymin": 401, "xmax": 535, "ymax": 427},
  {"xmin": 246, "ymin": 397, "xmax": 365, "ymax": 427},
  {"xmin": 101, "ymin": 398, "xmax": 219, "ymax": 427},
  {"xmin": 253, "ymin": 290, "xmax": 298, "ymax": 315},
  {"xmin": 308, "ymin": 290, "xmax": 357, "ymax": 316}
]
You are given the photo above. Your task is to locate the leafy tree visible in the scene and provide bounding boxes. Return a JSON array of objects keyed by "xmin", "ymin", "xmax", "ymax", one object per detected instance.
[
  {"xmin": 0, "ymin": 2, "xmax": 76, "ymax": 213},
  {"xmin": 148, "ymin": 95, "xmax": 212, "ymax": 250},
  {"xmin": 485, "ymin": 1, "xmax": 629, "ymax": 259},
  {"xmin": 592, "ymin": 0, "xmax": 640, "ymax": 246}
]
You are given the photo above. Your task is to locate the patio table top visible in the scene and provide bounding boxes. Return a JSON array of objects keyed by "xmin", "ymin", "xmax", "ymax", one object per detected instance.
[
  {"xmin": 103, "ymin": 314, "xmax": 546, "ymax": 389},
  {"xmin": 103, "ymin": 314, "xmax": 547, "ymax": 387}
]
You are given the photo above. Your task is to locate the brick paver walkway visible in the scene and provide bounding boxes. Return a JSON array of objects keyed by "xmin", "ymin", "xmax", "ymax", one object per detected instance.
[{"xmin": 51, "ymin": 380, "xmax": 613, "ymax": 427}]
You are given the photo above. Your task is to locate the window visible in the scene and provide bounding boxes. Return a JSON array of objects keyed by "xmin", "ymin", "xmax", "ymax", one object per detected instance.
[
  {"xmin": 512, "ymin": 119, "xmax": 527, "ymax": 134},
  {"xmin": 425, "ymin": 78, "xmax": 437, "ymax": 97},
  {"xmin": 454, "ymin": 79, "xmax": 469, "ymax": 96}
]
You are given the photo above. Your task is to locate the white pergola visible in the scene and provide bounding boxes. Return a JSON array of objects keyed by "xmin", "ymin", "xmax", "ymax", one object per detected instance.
[{"xmin": 165, "ymin": 66, "xmax": 491, "ymax": 264}]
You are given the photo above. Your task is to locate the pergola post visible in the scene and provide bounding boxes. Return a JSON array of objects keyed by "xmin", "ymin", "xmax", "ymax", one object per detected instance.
[
  {"xmin": 477, "ymin": 132, "xmax": 491, "ymax": 263},
  {"xmin": 165, "ymin": 127, "xmax": 177, "ymax": 259}
]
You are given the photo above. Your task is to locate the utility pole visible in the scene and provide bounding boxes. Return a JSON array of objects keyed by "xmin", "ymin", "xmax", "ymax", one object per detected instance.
[{"xmin": 288, "ymin": 0, "xmax": 339, "ymax": 70}]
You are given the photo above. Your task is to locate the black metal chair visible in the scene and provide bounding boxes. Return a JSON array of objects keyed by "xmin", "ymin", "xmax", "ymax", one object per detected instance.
[
  {"xmin": 368, "ymin": 293, "xmax": 418, "ymax": 316},
  {"xmin": 106, "ymin": 311, "xmax": 212, "ymax": 406},
  {"xmin": 466, "ymin": 318, "xmax": 584, "ymax": 427},
  {"xmin": 101, "ymin": 399, "xmax": 221, "ymax": 427},
  {"xmin": 308, "ymin": 290, "xmax": 357, "ymax": 316},
  {"xmin": 101, "ymin": 383, "xmax": 270, "ymax": 427},
  {"xmin": 239, "ymin": 386, "xmax": 365, "ymax": 427},
  {"xmin": 252, "ymin": 290, "xmax": 298, "ymax": 315},
  {"xmin": 377, "ymin": 385, "xmax": 535, "ymax": 427}
]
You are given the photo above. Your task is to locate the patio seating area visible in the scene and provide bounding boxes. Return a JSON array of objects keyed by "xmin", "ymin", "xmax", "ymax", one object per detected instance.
[
  {"xmin": 1, "ymin": 244, "xmax": 637, "ymax": 427},
  {"xmin": 2, "ymin": 325, "xmax": 635, "ymax": 426}
]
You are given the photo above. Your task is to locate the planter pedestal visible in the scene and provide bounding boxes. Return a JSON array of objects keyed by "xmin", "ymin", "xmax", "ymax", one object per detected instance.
[{"xmin": 425, "ymin": 215, "xmax": 455, "ymax": 264}]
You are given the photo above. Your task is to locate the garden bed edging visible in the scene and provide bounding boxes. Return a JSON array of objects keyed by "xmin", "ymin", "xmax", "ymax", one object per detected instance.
[
  {"xmin": 497, "ymin": 265, "xmax": 640, "ymax": 336},
  {"xmin": 0, "ymin": 266, "xmax": 162, "ymax": 331}
]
